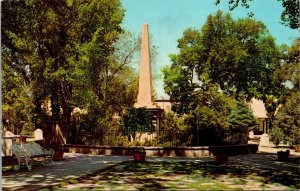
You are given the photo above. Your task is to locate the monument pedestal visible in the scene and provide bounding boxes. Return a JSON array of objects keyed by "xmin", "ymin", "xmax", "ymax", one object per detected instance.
[{"xmin": 259, "ymin": 133, "xmax": 269, "ymax": 147}]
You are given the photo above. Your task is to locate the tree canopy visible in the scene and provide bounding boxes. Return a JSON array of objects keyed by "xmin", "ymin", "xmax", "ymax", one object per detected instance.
[
  {"xmin": 215, "ymin": 0, "xmax": 299, "ymax": 29},
  {"xmin": 162, "ymin": 11, "xmax": 280, "ymax": 145},
  {"xmin": 2, "ymin": 0, "xmax": 138, "ymax": 133},
  {"xmin": 163, "ymin": 11, "xmax": 281, "ymax": 114},
  {"xmin": 270, "ymin": 91, "xmax": 300, "ymax": 145}
]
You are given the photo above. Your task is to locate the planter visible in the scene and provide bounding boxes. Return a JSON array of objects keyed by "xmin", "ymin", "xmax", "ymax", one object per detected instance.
[
  {"xmin": 53, "ymin": 151, "xmax": 64, "ymax": 161},
  {"xmin": 294, "ymin": 145, "xmax": 300, "ymax": 153},
  {"xmin": 133, "ymin": 152, "xmax": 146, "ymax": 162},
  {"xmin": 19, "ymin": 136, "xmax": 27, "ymax": 144},
  {"xmin": 277, "ymin": 150, "xmax": 289, "ymax": 162},
  {"xmin": 215, "ymin": 155, "xmax": 229, "ymax": 164}
]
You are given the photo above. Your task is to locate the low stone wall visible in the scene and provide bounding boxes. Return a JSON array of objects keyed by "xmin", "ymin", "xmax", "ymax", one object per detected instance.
[
  {"xmin": 210, "ymin": 144, "xmax": 259, "ymax": 156},
  {"xmin": 144, "ymin": 147, "xmax": 211, "ymax": 157},
  {"xmin": 61, "ymin": 144, "xmax": 258, "ymax": 158}
]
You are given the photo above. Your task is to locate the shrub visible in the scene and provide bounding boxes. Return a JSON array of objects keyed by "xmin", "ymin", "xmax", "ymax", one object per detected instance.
[
  {"xmin": 184, "ymin": 85, "xmax": 235, "ymax": 146},
  {"xmin": 159, "ymin": 112, "xmax": 190, "ymax": 146},
  {"xmin": 226, "ymin": 100, "xmax": 256, "ymax": 144},
  {"xmin": 271, "ymin": 92, "xmax": 300, "ymax": 146},
  {"xmin": 269, "ymin": 127, "xmax": 284, "ymax": 146},
  {"xmin": 122, "ymin": 107, "xmax": 153, "ymax": 142}
]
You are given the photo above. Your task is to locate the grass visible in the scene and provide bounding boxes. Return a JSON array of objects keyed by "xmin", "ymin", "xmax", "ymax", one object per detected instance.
[{"xmin": 43, "ymin": 159, "xmax": 299, "ymax": 190}]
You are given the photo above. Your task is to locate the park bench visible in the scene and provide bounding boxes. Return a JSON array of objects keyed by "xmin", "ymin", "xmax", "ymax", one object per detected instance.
[{"xmin": 11, "ymin": 142, "xmax": 54, "ymax": 170}]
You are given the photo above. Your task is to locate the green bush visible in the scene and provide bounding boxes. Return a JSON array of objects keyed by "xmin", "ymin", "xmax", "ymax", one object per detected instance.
[
  {"xmin": 159, "ymin": 112, "xmax": 190, "ymax": 146},
  {"xmin": 269, "ymin": 127, "xmax": 284, "ymax": 146},
  {"xmin": 184, "ymin": 85, "xmax": 235, "ymax": 146},
  {"xmin": 271, "ymin": 92, "xmax": 300, "ymax": 146},
  {"xmin": 226, "ymin": 100, "xmax": 256, "ymax": 144},
  {"xmin": 122, "ymin": 107, "xmax": 153, "ymax": 142}
]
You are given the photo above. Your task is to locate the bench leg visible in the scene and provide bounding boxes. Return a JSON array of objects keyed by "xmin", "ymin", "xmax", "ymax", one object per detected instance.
[
  {"xmin": 49, "ymin": 157, "xmax": 54, "ymax": 165},
  {"xmin": 25, "ymin": 156, "xmax": 32, "ymax": 171},
  {"xmin": 14, "ymin": 155, "xmax": 21, "ymax": 171}
]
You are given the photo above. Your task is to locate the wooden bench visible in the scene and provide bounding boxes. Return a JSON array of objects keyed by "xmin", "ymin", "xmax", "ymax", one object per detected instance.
[{"xmin": 11, "ymin": 142, "xmax": 54, "ymax": 170}]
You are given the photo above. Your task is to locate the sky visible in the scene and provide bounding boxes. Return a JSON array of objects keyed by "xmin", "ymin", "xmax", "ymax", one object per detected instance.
[{"xmin": 121, "ymin": 0, "xmax": 299, "ymax": 99}]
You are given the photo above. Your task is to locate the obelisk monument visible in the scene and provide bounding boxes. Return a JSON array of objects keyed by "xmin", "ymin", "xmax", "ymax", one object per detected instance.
[{"xmin": 134, "ymin": 23, "xmax": 158, "ymax": 108}]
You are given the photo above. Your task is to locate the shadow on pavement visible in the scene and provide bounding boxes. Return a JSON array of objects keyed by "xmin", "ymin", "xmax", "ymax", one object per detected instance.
[
  {"xmin": 2, "ymin": 154, "xmax": 130, "ymax": 191},
  {"xmin": 42, "ymin": 153, "xmax": 299, "ymax": 190}
]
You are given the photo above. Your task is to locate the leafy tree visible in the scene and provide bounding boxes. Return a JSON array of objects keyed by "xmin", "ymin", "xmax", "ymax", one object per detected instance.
[
  {"xmin": 270, "ymin": 91, "xmax": 300, "ymax": 146},
  {"xmin": 162, "ymin": 28, "xmax": 202, "ymax": 114},
  {"xmin": 162, "ymin": 11, "xmax": 282, "ymax": 145},
  {"xmin": 122, "ymin": 108, "xmax": 153, "ymax": 141},
  {"xmin": 277, "ymin": 38, "xmax": 300, "ymax": 93},
  {"xmin": 2, "ymin": 62, "xmax": 34, "ymax": 134},
  {"xmin": 72, "ymin": 31, "xmax": 139, "ymax": 134},
  {"xmin": 266, "ymin": 38, "xmax": 300, "ymax": 128},
  {"xmin": 201, "ymin": 11, "xmax": 281, "ymax": 100},
  {"xmin": 2, "ymin": 0, "xmax": 131, "ymax": 131},
  {"xmin": 227, "ymin": 100, "xmax": 256, "ymax": 144},
  {"xmin": 163, "ymin": 11, "xmax": 281, "ymax": 114},
  {"xmin": 215, "ymin": 0, "xmax": 299, "ymax": 29}
]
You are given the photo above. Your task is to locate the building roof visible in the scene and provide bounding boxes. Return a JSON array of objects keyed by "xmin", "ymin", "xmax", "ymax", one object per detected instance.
[{"xmin": 248, "ymin": 98, "xmax": 268, "ymax": 118}]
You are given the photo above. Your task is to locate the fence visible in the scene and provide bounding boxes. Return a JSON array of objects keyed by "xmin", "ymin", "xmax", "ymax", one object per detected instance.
[
  {"xmin": 65, "ymin": 127, "xmax": 250, "ymax": 147},
  {"xmin": 66, "ymin": 127, "xmax": 191, "ymax": 147}
]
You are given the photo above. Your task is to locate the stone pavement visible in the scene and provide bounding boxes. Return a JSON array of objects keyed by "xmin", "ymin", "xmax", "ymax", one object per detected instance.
[
  {"xmin": 147, "ymin": 148, "xmax": 299, "ymax": 174},
  {"xmin": 2, "ymin": 154, "xmax": 130, "ymax": 191},
  {"xmin": 2, "ymin": 146, "xmax": 299, "ymax": 191},
  {"xmin": 259, "ymin": 145, "xmax": 300, "ymax": 156}
]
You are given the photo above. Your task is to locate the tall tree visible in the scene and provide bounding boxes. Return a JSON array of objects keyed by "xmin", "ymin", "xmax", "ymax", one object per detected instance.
[
  {"xmin": 2, "ymin": 60, "xmax": 34, "ymax": 134},
  {"xmin": 277, "ymin": 38, "xmax": 300, "ymax": 94},
  {"xmin": 270, "ymin": 91, "xmax": 300, "ymax": 146},
  {"xmin": 163, "ymin": 11, "xmax": 281, "ymax": 114},
  {"xmin": 2, "ymin": 0, "xmax": 127, "ymax": 130},
  {"xmin": 201, "ymin": 11, "xmax": 281, "ymax": 100}
]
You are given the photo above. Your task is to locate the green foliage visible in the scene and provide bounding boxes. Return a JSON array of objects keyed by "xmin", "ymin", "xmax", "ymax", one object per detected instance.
[
  {"xmin": 228, "ymin": 101, "xmax": 256, "ymax": 130},
  {"xmin": 2, "ymin": 61, "xmax": 34, "ymax": 134},
  {"xmin": 279, "ymin": 0, "xmax": 299, "ymax": 29},
  {"xmin": 278, "ymin": 38, "xmax": 300, "ymax": 93},
  {"xmin": 184, "ymin": 84, "xmax": 235, "ymax": 145},
  {"xmin": 269, "ymin": 38, "xmax": 300, "ymax": 145},
  {"xmin": 227, "ymin": 100, "xmax": 256, "ymax": 144},
  {"xmin": 2, "ymin": 0, "xmax": 138, "ymax": 133},
  {"xmin": 201, "ymin": 11, "xmax": 281, "ymax": 100},
  {"xmin": 160, "ymin": 112, "xmax": 187, "ymax": 131},
  {"xmin": 215, "ymin": 0, "xmax": 299, "ymax": 29},
  {"xmin": 159, "ymin": 112, "xmax": 190, "ymax": 146},
  {"xmin": 163, "ymin": 11, "xmax": 281, "ymax": 112},
  {"xmin": 162, "ymin": 11, "xmax": 281, "ymax": 145},
  {"xmin": 269, "ymin": 127, "xmax": 284, "ymax": 146},
  {"xmin": 271, "ymin": 92, "xmax": 300, "ymax": 145},
  {"xmin": 122, "ymin": 108, "xmax": 153, "ymax": 141}
]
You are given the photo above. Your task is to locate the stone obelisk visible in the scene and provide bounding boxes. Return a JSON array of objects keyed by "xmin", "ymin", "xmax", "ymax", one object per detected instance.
[{"xmin": 134, "ymin": 23, "xmax": 158, "ymax": 108}]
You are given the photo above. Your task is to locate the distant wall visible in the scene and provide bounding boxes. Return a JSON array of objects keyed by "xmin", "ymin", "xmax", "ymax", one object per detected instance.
[{"xmin": 61, "ymin": 144, "xmax": 258, "ymax": 157}]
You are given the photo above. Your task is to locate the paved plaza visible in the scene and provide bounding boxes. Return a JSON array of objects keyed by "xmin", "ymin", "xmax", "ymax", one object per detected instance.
[
  {"xmin": 2, "ymin": 146, "xmax": 300, "ymax": 191},
  {"xmin": 2, "ymin": 154, "xmax": 130, "ymax": 191}
]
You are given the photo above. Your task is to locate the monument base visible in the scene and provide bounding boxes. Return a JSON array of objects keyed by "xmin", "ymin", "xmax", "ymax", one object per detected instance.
[{"xmin": 134, "ymin": 102, "xmax": 160, "ymax": 109}]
